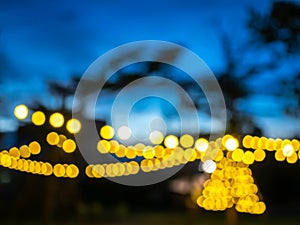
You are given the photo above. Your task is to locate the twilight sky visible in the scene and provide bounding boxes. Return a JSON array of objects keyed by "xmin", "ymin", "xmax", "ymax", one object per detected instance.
[{"xmin": 1, "ymin": 0, "xmax": 299, "ymax": 138}]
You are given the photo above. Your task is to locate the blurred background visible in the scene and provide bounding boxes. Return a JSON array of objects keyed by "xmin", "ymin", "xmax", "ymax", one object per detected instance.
[{"xmin": 0, "ymin": 0, "xmax": 300, "ymax": 224}]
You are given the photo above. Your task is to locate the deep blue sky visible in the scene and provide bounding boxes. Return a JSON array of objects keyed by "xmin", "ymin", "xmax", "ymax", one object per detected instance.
[{"xmin": 1, "ymin": 0, "xmax": 298, "ymax": 137}]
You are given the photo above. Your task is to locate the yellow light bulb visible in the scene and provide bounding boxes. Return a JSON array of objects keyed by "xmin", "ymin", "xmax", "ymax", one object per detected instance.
[
  {"xmin": 46, "ymin": 132, "xmax": 59, "ymax": 145},
  {"xmin": 62, "ymin": 139, "xmax": 76, "ymax": 153},
  {"xmin": 31, "ymin": 111, "xmax": 46, "ymax": 126},
  {"xmin": 224, "ymin": 136, "xmax": 239, "ymax": 151},
  {"xmin": 282, "ymin": 144, "xmax": 294, "ymax": 157},
  {"xmin": 154, "ymin": 145, "xmax": 165, "ymax": 158},
  {"xmin": 1, "ymin": 154, "xmax": 12, "ymax": 167},
  {"xmin": 287, "ymin": 152, "xmax": 298, "ymax": 164},
  {"xmin": 275, "ymin": 149, "xmax": 285, "ymax": 161},
  {"xmin": 97, "ymin": 140, "xmax": 111, "ymax": 154},
  {"xmin": 9, "ymin": 147, "xmax": 20, "ymax": 159},
  {"xmin": 66, "ymin": 164, "xmax": 79, "ymax": 178},
  {"xmin": 179, "ymin": 134, "xmax": 194, "ymax": 148},
  {"xmin": 109, "ymin": 140, "xmax": 119, "ymax": 153},
  {"xmin": 49, "ymin": 112, "xmax": 64, "ymax": 128},
  {"xmin": 85, "ymin": 165, "xmax": 94, "ymax": 178},
  {"xmin": 19, "ymin": 145, "xmax": 31, "ymax": 158},
  {"xmin": 66, "ymin": 118, "xmax": 81, "ymax": 134},
  {"xmin": 143, "ymin": 146, "xmax": 155, "ymax": 159},
  {"xmin": 43, "ymin": 163, "xmax": 53, "ymax": 176},
  {"xmin": 14, "ymin": 104, "xmax": 28, "ymax": 120},
  {"xmin": 53, "ymin": 164, "xmax": 65, "ymax": 177},
  {"xmin": 232, "ymin": 149, "xmax": 244, "ymax": 162},
  {"xmin": 164, "ymin": 135, "xmax": 179, "ymax": 149},
  {"xmin": 29, "ymin": 141, "xmax": 41, "ymax": 155},
  {"xmin": 242, "ymin": 151, "xmax": 255, "ymax": 165},
  {"xmin": 195, "ymin": 138, "xmax": 209, "ymax": 152},
  {"xmin": 253, "ymin": 149, "xmax": 266, "ymax": 162},
  {"xmin": 98, "ymin": 125, "xmax": 114, "ymax": 139}
]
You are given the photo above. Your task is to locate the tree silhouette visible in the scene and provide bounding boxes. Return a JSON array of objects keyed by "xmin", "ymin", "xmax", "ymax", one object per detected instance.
[
  {"xmin": 247, "ymin": 1, "xmax": 300, "ymax": 120},
  {"xmin": 248, "ymin": 1, "xmax": 300, "ymax": 55},
  {"xmin": 48, "ymin": 77, "xmax": 79, "ymax": 110},
  {"xmin": 217, "ymin": 35, "xmax": 262, "ymax": 136}
]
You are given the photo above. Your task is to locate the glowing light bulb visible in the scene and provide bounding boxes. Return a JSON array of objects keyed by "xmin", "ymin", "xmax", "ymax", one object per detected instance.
[
  {"xmin": 282, "ymin": 144, "xmax": 294, "ymax": 157},
  {"xmin": 242, "ymin": 151, "xmax": 255, "ymax": 165},
  {"xmin": 19, "ymin": 145, "xmax": 30, "ymax": 158},
  {"xmin": 9, "ymin": 147, "xmax": 20, "ymax": 159},
  {"xmin": 224, "ymin": 136, "xmax": 239, "ymax": 151},
  {"xmin": 49, "ymin": 112, "xmax": 64, "ymax": 128},
  {"xmin": 149, "ymin": 131, "xmax": 164, "ymax": 145},
  {"xmin": 195, "ymin": 138, "xmax": 209, "ymax": 152},
  {"xmin": 100, "ymin": 125, "xmax": 115, "ymax": 139},
  {"xmin": 29, "ymin": 141, "xmax": 41, "ymax": 155},
  {"xmin": 66, "ymin": 118, "xmax": 81, "ymax": 134},
  {"xmin": 62, "ymin": 139, "xmax": 76, "ymax": 153},
  {"xmin": 179, "ymin": 134, "xmax": 194, "ymax": 148},
  {"xmin": 97, "ymin": 140, "xmax": 111, "ymax": 154},
  {"xmin": 31, "ymin": 111, "xmax": 45, "ymax": 126},
  {"xmin": 201, "ymin": 160, "xmax": 217, "ymax": 173},
  {"xmin": 14, "ymin": 104, "xmax": 28, "ymax": 120},
  {"xmin": 53, "ymin": 164, "xmax": 65, "ymax": 177},
  {"xmin": 164, "ymin": 135, "xmax": 179, "ymax": 149},
  {"xmin": 253, "ymin": 149, "xmax": 266, "ymax": 162},
  {"xmin": 46, "ymin": 132, "xmax": 59, "ymax": 145},
  {"xmin": 66, "ymin": 164, "xmax": 79, "ymax": 178},
  {"xmin": 143, "ymin": 146, "xmax": 155, "ymax": 159},
  {"xmin": 232, "ymin": 149, "xmax": 244, "ymax": 162}
]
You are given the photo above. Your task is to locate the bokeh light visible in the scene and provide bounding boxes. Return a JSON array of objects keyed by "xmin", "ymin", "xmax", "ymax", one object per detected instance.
[
  {"xmin": 14, "ymin": 104, "xmax": 29, "ymax": 120},
  {"xmin": 100, "ymin": 125, "xmax": 115, "ymax": 139},
  {"xmin": 232, "ymin": 149, "xmax": 244, "ymax": 162},
  {"xmin": 66, "ymin": 164, "xmax": 79, "ymax": 178},
  {"xmin": 53, "ymin": 164, "xmax": 65, "ymax": 177},
  {"xmin": 57, "ymin": 134, "xmax": 67, "ymax": 148},
  {"xmin": 19, "ymin": 145, "xmax": 31, "ymax": 158},
  {"xmin": 282, "ymin": 143, "xmax": 294, "ymax": 157},
  {"xmin": 9, "ymin": 147, "xmax": 20, "ymax": 159},
  {"xmin": 253, "ymin": 149, "xmax": 266, "ymax": 162},
  {"xmin": 149, "ymin": 130, "xmax": 164, "ymax": 145},
  {"xmin": 31, "ymin": 111, "xmax": 46, "ymax": 126},
  {"xmin": 97, "ymin": 140, "xmax": 111, "ymax": 154},
  {"xmin": 28, "ymin": 141, "xmax": 41, "ymax": 155},
  {"xmin": 143, "ymin": 146, "xmax": 155, "ymax": 159},
  {"xmin": 224, "ymin": 136, "xmax": 239, "ymax": 151},
  {"xmin": 243, "ymin": 151, "xmax": 255, "ymax": 165},
  {"xmin": 66, "ymin": 118, "xmax": 81, "ymax": 134},
  {"xmin": 62, "ymin": 139, "xmax": 76, "ymax": 153},
  {"xmin": 117, "ymin": 126, "xmax": 132, "ymax": 140},
  {"xmin": 179, "ymin": 134, "xmax": 194, "ymax": 148},
  {"xmin": 202, "ymin": 160, "xmax": 217, "ymax": 173},
  {"xmin": 164, "ymin": 135, "xmax": 179, "ymax": 149},
  {"xmin": 46, "ymin": 132, "xmax": 60, "ymax": 145},
  {"xmin": 49, "ymin": 112, "xmax": 64, "ymax": 128},
  {"xmin": 195, "ymin": 138, "xmax": 209, "ymax": 152}
]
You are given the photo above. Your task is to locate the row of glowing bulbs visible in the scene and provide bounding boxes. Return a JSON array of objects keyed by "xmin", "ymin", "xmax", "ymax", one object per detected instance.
[
  {"xmin": 14, "ymin": 105, "xmax": 300, "ymax": 172},
  {"xmin": 9, "ymin": 104, "xmax": 300, "ymax": 215},
  {"xmin": 14, "ymin": 105, "xmax": 300, "ymax": 171},
  {"xmin": 14, "ymin": 104, "xmax": 81, "ymax": 134},
  {"xmin": 12, "ymin": 104, "xmax": 300, "ymax": 170},
  {"xmin": 0, "ymin": 147, "xmax": 79, "ymax": 178}
]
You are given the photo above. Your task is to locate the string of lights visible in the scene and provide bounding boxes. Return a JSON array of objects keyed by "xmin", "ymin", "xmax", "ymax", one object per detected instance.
[{"xmin": 1, "ymin": 104, "xmax": 299, "ymax": 215}]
